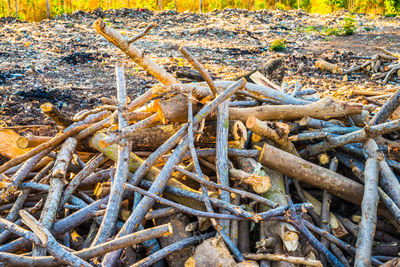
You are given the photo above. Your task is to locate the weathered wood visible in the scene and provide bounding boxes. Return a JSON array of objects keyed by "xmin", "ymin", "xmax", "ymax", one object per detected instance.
[
  {"xmin": 216, "ymin": 98, "xmax": 231, "ymax": 234},
  {"xmin": 363, "ymin": 138, "xmax": 400, "ymax": 208},
  {"xmin": 230, "ymin": 98, "xmax": 363, "ymax": 122},
  {"xmin": 99, "ymin": 113, "xmax": 159, "ymax": 147},
  {"xmin": 370, "ymin": 87, "xmax": 400, "ymax": 125},
  {"xmin": 258, "ymin": 143, "xmax": 364, "ymax": 205},
  {"xmin": 91, "ymin": 63, "xmax": 131, "ymax": 247},
  {"xmin": 156, "ymin": 94, "xmax": 202, "ymax": 124},
  {"xmin": 16, "ymin": 135, "xmax": 52, "ymax": 149},
  {"xmin": 34, "ymin": 137, "xmax": 77, "ymax": 256},
  {"xmin": 354, "ymin": 157, "xmax": 379, "ymax": 267},
  {"xmin": 40, "ymin": 103, "xmax": 73, "ymax": 128},
  {"xmin": 302, "ymin": 119, "xmax": 400, "ymax": 157},
  {"xmin": 244, "ymin": 253, "xmax": 322, "ymax": 267},
  {"xmin": 61, "ymin": 153, "xmax": 106, "ymax": 208},
  {"xmin": 20, "ymin": 210, "xmax": 93, "ymax": 267},
  {"xmin": 0, "ymin": 124, "xmax": 88, "ymax": 174},
  {"xmin": 93, "ymin": 19, "xmax": 178, "ymax": 86},
  {"xmin": 179, "ymin": 46, "xmax": 217, "ymax": 97},
  {"xmin": 102, "ymin": 79, "xmax": 247, "ymax": 265}
]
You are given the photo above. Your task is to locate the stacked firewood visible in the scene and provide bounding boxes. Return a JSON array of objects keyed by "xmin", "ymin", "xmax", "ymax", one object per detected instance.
[{"xmin": 0, "ymin": 19, "xmax": 400, "ymax": 267}]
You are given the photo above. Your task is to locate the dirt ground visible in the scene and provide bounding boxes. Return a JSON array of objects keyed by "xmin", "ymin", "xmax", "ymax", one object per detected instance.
[{"xmin": 1, "ymin": 8, "xmax": 400, "ymax": 129}]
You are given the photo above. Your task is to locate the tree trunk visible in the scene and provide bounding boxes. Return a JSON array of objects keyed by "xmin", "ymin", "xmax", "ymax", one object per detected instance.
[
  {"xmin": 46, "ymin": 0, "xmax": 51, "ymax": 19},
  {"xmin": 14, "ymin": 0, "xmax": 17, "ymax": 18}
]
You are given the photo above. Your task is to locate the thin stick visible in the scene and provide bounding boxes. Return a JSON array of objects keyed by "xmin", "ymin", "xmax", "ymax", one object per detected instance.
[
  {"xmin": 123, "ymin": 183, "xmax": 245, "ymax": 220},
  {"xmin": 174, "ymin": 166, "xmax": 277, "ymax": 207},
  {"xmin": 354, "ymin": 157, "xmax": 379, "ymax": 267},
  {"xmin": 60, "ymin": 153, "xmax": 106, "ymax": 207},
  {"xmin": 91, "ymin": 63, "xmax": 131, "ymax": 246},
  {"xmin": 179, "ymin": 46, "xmax": 217, "ymax": 97},
  {"xmin": 40, "ymin": 102, "xmax": 73, "ymax": 128},
  {"xmin": 302, "ymin": 119, "xmax": 400, "ymax": 157},
  {"xmin": 127, "ymin": 23, "xmax": 157, "ymax": 44},
  {"xmin": 131, "ymin": 232, "xmax": 215, "ymax": 267},
  {"xmin": 99, "ymin": 113, "xmax": 159, "ymax": 147},
  {"xmin": 320, "ymin": 158, "xmax": 338, "ymax": 266},
  {"xmin": 244, "ymin": 253, "xmax": 322, "ymax": 267},
  {"xmin": 370, "ymin": 87, "xmax": 400, "ymax": 125}
]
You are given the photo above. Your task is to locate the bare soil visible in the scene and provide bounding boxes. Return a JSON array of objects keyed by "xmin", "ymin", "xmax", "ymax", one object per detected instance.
[{"xmin": 1, "ymin": 8, "xmax": 399, "ymax": 128}]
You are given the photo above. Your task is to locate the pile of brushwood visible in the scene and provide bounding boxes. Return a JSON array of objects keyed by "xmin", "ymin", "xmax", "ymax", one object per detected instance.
[
  {"xmin": 1, "ymin": 18, "xmax": 400, "ymax": 267},
  {"xmin": 316, "ymin": 46, "xmax": 400, "ymax": 85}
]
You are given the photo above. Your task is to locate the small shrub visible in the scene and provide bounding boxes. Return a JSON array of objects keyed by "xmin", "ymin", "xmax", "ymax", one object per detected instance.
[
  {"xmin": 269, "ymin": 39, "xmax": 286, "ymax": 51},
  {"xmin": 276, "ymin": 3, "xmax": 287, "ymax": 10},
  {"xmin": 323, "ymin": 27, "xmax": 340, "ymax": 36},
  {"xmin": 341, "ymin": 15, "xmax": 357, "ymax": 35}
]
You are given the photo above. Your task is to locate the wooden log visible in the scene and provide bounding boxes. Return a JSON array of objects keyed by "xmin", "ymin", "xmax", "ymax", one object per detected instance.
[
  {"xmin": 230, "ymin": 98, "xmax": 363, "ymax": 122},
  {"xmin": 0, "ymin": 124, "xmax": 88, "ymax": 174},
  {"xmin": 299, "ymin": 116, "xmax": 343, "ymax": 128},
  {"xmin": 156, "ymin": 94, "xmax": 202, "ymax": 124},
  {"xmin": 64, "ymin": 110, "xmax": 111, "ymax": 132},
  {"xmin": 16, "ymin": 135, "xmax": 52, "ymax": 149},
  {"xmin": 246, "ymin": 117, "xmax": 296, "ymax": 154},
  {"xmin": 99, "ymin": 113, "xmax": 159, "ymax": 147},
  {"xmin": 40, "ymin": 103, "xmax": 73, "ymax": 128},
  {"xmin": 216, "ymin": 99, "xmax": 231, "ymax": 234},
  {"xmin": 258, "ymin": 143, "xmax": 365, "ymax": 205},
  {"xmin": 73, "ymin": 105, "xmax": 116, "ymax": 122},
  {"xmin": 199, "ymin": 80, "xmax": 309, "ymax": 105},
  {"xmin": 262, "ymin": 166, "xmax": 299, "ymax": 252},
  {"xmin": 354, "ymin": 157, "xmax": 379, "ymax": 267}
]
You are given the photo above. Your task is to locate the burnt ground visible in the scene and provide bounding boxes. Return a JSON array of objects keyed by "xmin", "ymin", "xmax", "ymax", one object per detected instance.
[{"xmin": 1, "ymin": 8, "xmax": 400, "ymax": 129}]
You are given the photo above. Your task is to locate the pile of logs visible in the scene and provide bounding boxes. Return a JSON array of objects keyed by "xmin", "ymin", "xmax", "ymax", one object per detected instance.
[{"xmin": 1, "ymin": 19, "xmax": 400, "ymax": 267}]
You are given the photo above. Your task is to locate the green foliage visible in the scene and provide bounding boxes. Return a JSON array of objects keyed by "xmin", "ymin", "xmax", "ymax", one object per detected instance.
[
  {"xmin": 323, "ymin": 26, "xmax": 340, "ymax": 35},
  {"xmin": 341, "ymin": 14, "xmax": 357, "ymax": 35},
  {"xmin": 1, "ymin": 0, "xmax": 399, "ymax": 21},
  {"xmin": 276, "ymin": 2, "xmax": 288, "ymax": 10},
  {"xmin": 269, "ymin": 39, "xmax": 287, "ymax": 51}
]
